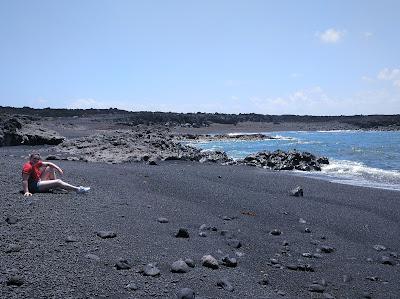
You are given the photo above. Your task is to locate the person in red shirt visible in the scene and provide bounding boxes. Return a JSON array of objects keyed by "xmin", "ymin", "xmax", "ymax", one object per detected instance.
[{"xmin": 22, "ymin": 153, "xmax": 90, "ymax": 196}]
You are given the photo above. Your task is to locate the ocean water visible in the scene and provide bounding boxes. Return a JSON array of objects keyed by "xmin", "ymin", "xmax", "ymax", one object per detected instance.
[{"xmin": 187, "ymin": 131, "xmax": 400, "ymax": 191}]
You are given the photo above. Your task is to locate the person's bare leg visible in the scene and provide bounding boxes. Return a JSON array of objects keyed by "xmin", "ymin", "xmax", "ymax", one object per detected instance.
[
  {"xmin": 37, "ymin": 179, "xmax": 79, "ymax": 192},
  {"xmin": 40, "ymin": 166, "xmax": 57, "ymax": 181}
]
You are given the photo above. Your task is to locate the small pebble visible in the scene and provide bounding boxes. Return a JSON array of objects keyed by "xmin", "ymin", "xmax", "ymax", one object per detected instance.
[
  {"xmin": 217, "ymin": 278, "xmax": 234, "ymax": 292},
  {"xmin": 226, "ymin": 238, "xmax": 241, "ymax": 248},
  {"xmin": 222, "ymin": 255, "xmax": 237, "ymax": 267},
  {"xmin": 308, "ymin": 283, "xmax": 325, "ymax": 293},
  {"xmin": 201, "ymin": 255, "xmax": 219, "ymax": 269},
  {"xmin": 171, "ymin": 260, "xmax": 190, "ymax": 273},
  {"xmin": 115, "ymin": 259, "xmax": 132, "ymax": 270},
  {"xmin": 175, "ymin": 228, "xmax": 190, "ymax": 238},
  {"xmin": 143, "ymin": 263, "xmax": 161, "ymax": 276},
  {"xmin": 270, "ymin": 229, "xmax": 282, "ymax": 236},
  {"xmin": 7, "ymin": 276, "xmax": 24, "ymax": 286},
  {"xmin": 157, "ymin": 217, "xmax": 169, "ymax": 223},
  {"xmin": 97, "ymin": 231, "xmax": 117, "ymax": 239},
  {"xmin": 373, "ymin": 244, "xmax": 386, "ymax": 251},
  {"xmin": 176, "ymin": 288, "xmax": 195, "ymax": 299},
  {"xmin": 5, "ymin": 216, "xmax": 18, "ymax": 225}
]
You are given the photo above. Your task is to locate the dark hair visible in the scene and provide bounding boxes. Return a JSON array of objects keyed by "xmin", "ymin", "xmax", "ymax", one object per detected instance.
[{"xmin": 30, "ymin": 153, "xmax": 40, "ymax": 159}]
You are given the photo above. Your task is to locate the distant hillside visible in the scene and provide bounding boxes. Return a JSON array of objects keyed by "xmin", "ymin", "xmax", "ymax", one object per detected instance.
[{"xmin": 1, "ymin": 106, "xmax": 400, "ymax": 130}]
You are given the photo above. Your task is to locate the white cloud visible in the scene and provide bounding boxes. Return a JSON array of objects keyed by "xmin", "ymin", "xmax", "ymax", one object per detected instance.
[
  {"xmin": 361, "ymin": 76, "xmax": 374, "ymax": 82},
  {"xmin": 316, "ymin": 28, "xmax": 345, "ymax": 43},
  {"xmin": 377, "ymin": 68, "xmax": 400, "ymax": 87},
  {"xmin": 247, "ymin": 86, "xmax": 400, "ymax": 115},
  {"xmin": 363, "ymin": 32, "xmax": 373, "ymax": 39}
]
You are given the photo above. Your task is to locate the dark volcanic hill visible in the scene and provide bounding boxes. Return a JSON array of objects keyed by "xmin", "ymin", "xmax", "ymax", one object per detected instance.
[{"xmin": 1, "ymin": 106, "xmax": 400, "ymax": 130}]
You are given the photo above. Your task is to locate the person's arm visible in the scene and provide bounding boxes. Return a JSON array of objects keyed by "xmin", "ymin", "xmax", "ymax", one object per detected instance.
[
  {"xmin": 22, "ymin": 173, "xmax": 32, "ymax": 196},
  {"xmin": 42, "ymin": 161, "xmax": 64, "ymax": 175}
]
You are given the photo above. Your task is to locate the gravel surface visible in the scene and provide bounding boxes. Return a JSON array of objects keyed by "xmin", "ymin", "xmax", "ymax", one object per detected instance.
[{"xmin": 1, "ymin": 145, "xmax": 399, "ymax": 298}]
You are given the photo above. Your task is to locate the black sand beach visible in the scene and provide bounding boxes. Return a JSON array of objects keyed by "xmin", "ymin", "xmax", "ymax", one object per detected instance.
[{"xmin": 1, "ymin": 144, "xmax": 399, "ymax": 299}]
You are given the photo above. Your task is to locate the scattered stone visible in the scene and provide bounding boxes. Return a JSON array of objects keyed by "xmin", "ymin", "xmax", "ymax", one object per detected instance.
[
  {"xmin": 85, "ymin": 253, "xmax": 100, "ymax": 261},
  {"xmin": 302, "ymin": 253, "xmax": 313, "ymax": 258},
  {"xmin": 258, "ymin": 277, "xmax": 269, "ymax": 285},
  {"xmin": 343, "ymin": 274, "xmax": 352, "ymax": 283},
  {"xmin": 299, "ymin": 218, "xmax": 307, "ymax": 224},
  {"xmin": 125, "ymin": 283, "xmax": 138, "ymax": 291},
  {"xmin": 176, "ymin": 288, "xmax": 195, "ymax": 299},
  {"xmin": 199, "ymin": 224, "xmax": 211, "ymax": 231},
  {"xmin": 222, "ymin": 255, "xmax": 237, "ymax": 267},
  {"xmin": 97, "ymin": 231, "xmax": 117, "ymax": 239},
  {"xmin": 308, "ymin": 283, "xmax": 325, "ymax": 293},
  {"xmin": 366, "ymin": 276, "xmax": 379, "ymax": 281},
  {"xmin": 222, "ymin": 216, "xmax": 232, "ymax": 221},
  {"xmin": 286, "ymin": 264, "xmax": 298, "ymax": 271},
  {"xmin": 175, "ymin": 228, "xmax": 190, "ymax": 238},
  {"xmin": 282, "ymin": 240, "xmax": 289, "ymax": 246},
  {"xmin": 199, "ymin": 232, "xmax": 207, "ymax": 237},
  {"xmin": 201, "ymin": 255, "xmax": 219, "ymax": 269},
  {"xmin": 171, "ymin": 260, "xmax": 190, "ymax": 273},
  {"xmin": 5, "ymin": 216, "xmax": 18, "ymax": 225},
  {"xmin": 362, "ymin": 291, "xmax": 372, "ymax": 298},
  {"xmin": 373, "ymin": 244, "xmax": 386, "ymax": 251},
  {"xmin": 226, "ymin": 238, "xmax": 241, "ymax": 248},
  {"xmin": 366, "ymin": 258, "xmax": 374, "ymax": 262},
  {"xmin": 115, "ymin": 259, "xmax": 132, "ymax": 270},
  {"xmin": 157, "ymin": 217, "xmax": 169, "ymax": 223},
  {"xmin": 320, "ymin": 245, "xmax": 335, "ymax": 253},
  {"xmin": 65, "ymin": 235, "xmax": 78, "ymax": 243},
  {"xmin": 270, "ymin": 258, "xmax": 280, "ymax": 264},
  {"xmin": 313, "ymin": 253, "xmax": 323, "ymax": 258},
  {"xmin": 217, "ymin": 278, "xmax": 234, "ymax": 292},
  {"xmin": 147, "ymin": 159, "xmax": 157, "ymax": 165},
  {"xmin": 381, "ymin": 256, "xmax": 395, "ymax": 265},
  {"xmin": 6, "ymin": 276, "xmax": 24, "ymax": 286},
  {"xmin": 184, "ymin": 258, "xmax": 195, "ymax": 268},
  {"xmin": 143, "ymin": 263, "xmax": 161, "ymax": 276},
  {"xmin": 270, "ymin": 229, "xmax": 282, "ymax": 236},
  {"xmin": 297, "ymin": 264, "xmax": 314, "ymax": 272},
  {"xmin": 304, "ymin": 228, "xmax": 312, "ymax": 233},
  {"xmin": 323, "ymin": 293, "xmax": 335, "ymax": 299},
  {"xmin": 4, "ymin": 244, "xmax": 22, "ymax": 253},
  {"xmin": 290, "ymin": 186, "xmax": 303, "ymax": 197}
]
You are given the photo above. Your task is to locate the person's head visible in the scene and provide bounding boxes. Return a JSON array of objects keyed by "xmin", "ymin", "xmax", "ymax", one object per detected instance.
[{"xmin": 29, "ymin": 153, "xmax": 41, "ymax": 164}]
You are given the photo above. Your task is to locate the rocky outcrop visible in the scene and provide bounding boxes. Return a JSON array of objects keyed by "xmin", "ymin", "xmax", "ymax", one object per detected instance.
[
  {"xmin": 55, "ymin": 126, "xmax": 233, "ymax": 164},
  {"xmin": 238, "ymin": 150, "xmax": 329, "ymax": 171},
  {"xmin": 0, "ymin": 115, "xmax": 64, "ymax": 146},
  {"xmin": 176, "ymin": 133, "xmax": 279, "ymax": 141}
]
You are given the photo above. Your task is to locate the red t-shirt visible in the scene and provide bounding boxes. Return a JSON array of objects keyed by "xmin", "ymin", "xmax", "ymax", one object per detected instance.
[{"xmin": 22, "ymin": 161, "xmax": 43, "ymax": 182}]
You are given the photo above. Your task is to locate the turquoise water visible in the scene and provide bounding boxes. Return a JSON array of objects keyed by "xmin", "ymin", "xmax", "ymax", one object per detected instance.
[{"xmin": 187, "ymin": 131, "xmax": 400, "ymax": 191}]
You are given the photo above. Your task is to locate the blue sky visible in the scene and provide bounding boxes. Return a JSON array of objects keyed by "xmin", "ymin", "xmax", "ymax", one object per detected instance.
[{"xmin": 0, "ymin": 0, "xmax": 399, "ymax": 115}]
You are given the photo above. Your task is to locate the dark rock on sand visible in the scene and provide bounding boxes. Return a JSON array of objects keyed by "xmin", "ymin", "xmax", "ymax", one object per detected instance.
[
  {"xmin": 184, "ymin": 258, "xmax": 195, "ymax": 268},
  {"xmin": 171, "ymin": 260, "xmax": 190, "ymax": 273},
  {"xmin": 176, "ymin": 288, "xmax": 195, "ymax": 299},
  {"xmin": 290, "ymin": 186, "xmax": 304, "ymax": 197},
  {"xmin": 380, "ymin": 256, "xmax": 395, "ymax": 265},
  {"xmin": 308, "ymin": 283, "xmax": 325, "ymax": 293},
  {"xmin": 115, "ymin": 259, "xmax": 132, "ymax": 270},
  {"xmin": 175, "ymin": 228, "xmax": 190, "ymax": 238},
  {"xmin": 125, "ymin": 283, "xmax": 138, "ymax": 291},
  {"xmin": 0, "ymin": 115, "xmax": 64, "ymax": 146},
  {"xmin": 4, "ymin": 244, "xmax": 22, "ymax": 253},
  {"xmin": 97, "ymin": 231, "xmax": 117, "ymax": 239},
  {"xmin": 373, "ymin": 244, "xmax": 387, "ymax": 251},
  {"xmin": 239, "ymin": 150, "xmax": 328, "ymax": 171},
  {"xmin": 320, "ymin": 245, "xmax": 335, "ymax": 253},
  {"xmin": 222, "ymin": 255, "xmax": 238, "ymax": 267},
  {"xmin": 226, "ymin": 238, "xmax": 242, "ymax": 248},
  {"xmin": 143, "ymin": 263, "xmax": 161, "ymax": 276},
  {"xmin": 201, "ymin": 255, "xmax": 219, "ymax": 269},
  {"xmin": 157, "ymin": 217, "xmax": 169, "ymax": 223},
  {"xmin": 65, "ymin": 235, "xmax": 78, "ymax": 243},
  {"xmin": 270, "ymin": 229, "xmax": 282, "ymax": 236},
  {"xmin": 6, "ymin": 276, "xmax": 24, "ymax": 286},
  {"xmin": 5, "ymin": 216, "xmax": 18, "ymax": 225},
  {"xmin": 217, "ymin": 278, "xmax": 234, "ymax": 292}
]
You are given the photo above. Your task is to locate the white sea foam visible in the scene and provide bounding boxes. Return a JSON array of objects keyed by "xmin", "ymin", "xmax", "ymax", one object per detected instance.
[{"xmin": 319, "ymin": 159, "xmax": 400, "ymax": 190}]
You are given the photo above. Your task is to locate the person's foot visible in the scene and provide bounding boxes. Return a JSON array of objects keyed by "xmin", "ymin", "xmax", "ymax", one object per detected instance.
[{"xmin": 77, "ymin": 186, "xmax": 90, "ymax": 194}]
